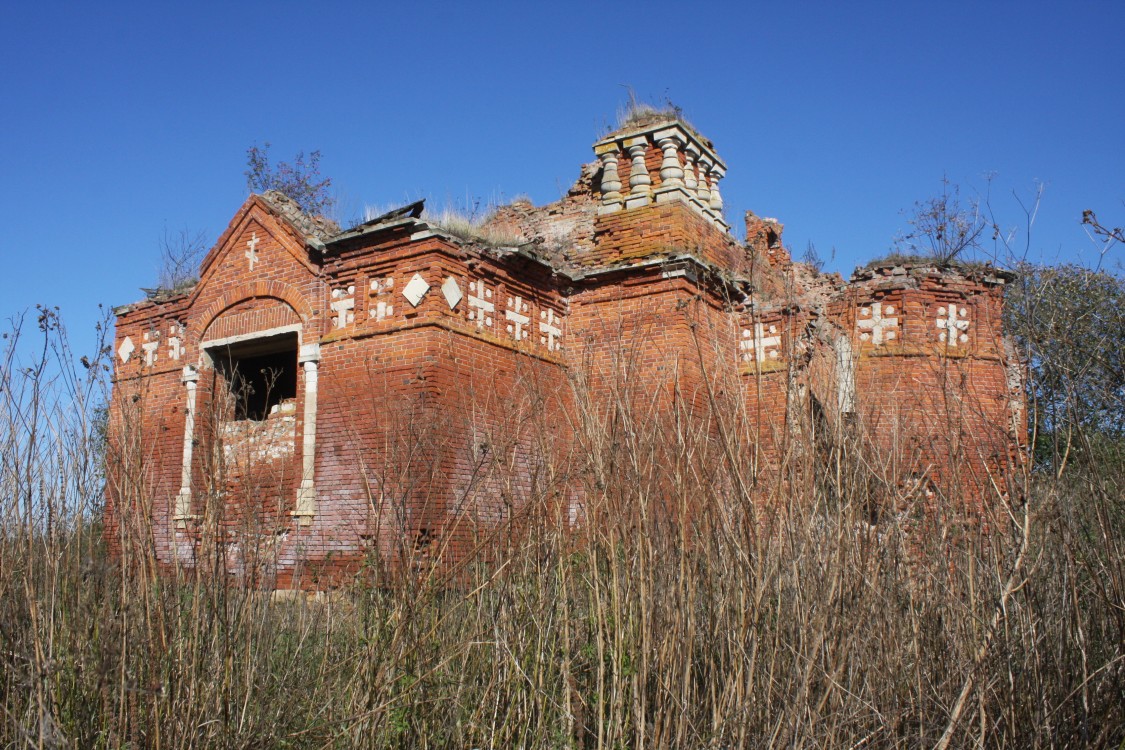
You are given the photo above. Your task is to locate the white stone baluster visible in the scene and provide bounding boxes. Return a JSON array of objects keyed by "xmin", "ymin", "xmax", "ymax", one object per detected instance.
[
  {"xmin": 682, "ymin": 145, "xmax": 699, "ymax": 194},
  {"xmin": 695, "ymin": 156, "xmax": 713, "ymax": 205},
  {"xmin": 599, "ymin": 147, "xmax": 623, "ymax": 201},
  {"xmin": 657, "ymin": 134, "xmax": 684, "ymax": 186},
  {"xmin": 626, "ymin": 139, "xmax": 651, "ymax": 196},
  {"xmin": 708, "ymin": 163, "xmax": 725, "ymax": 213},
  {"xmin": 590, "ymin": 125, "xmax": 729, "ymax": 232}
]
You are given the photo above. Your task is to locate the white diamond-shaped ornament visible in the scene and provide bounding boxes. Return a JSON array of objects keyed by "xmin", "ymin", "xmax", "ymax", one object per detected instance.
[
  {"xmin": 118, "ymin": 336, "xmax": 135, "ymax": 363},
  {"xmin": 402, "ymin": 273, "xmax": 431, "ymax": 307},
  {"xmin": 440, "ymin": 277, "xmax": 463, "ymax": 310}
]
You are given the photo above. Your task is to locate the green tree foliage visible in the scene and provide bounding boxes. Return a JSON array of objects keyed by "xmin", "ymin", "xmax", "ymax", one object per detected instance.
[
  {"xmin": 1005, "ymin": 262, "xmax": 1125, "ymax": 464},
  {"xmin": 245, "ymin": 142, "xmax": 334, "ymax": 217}
]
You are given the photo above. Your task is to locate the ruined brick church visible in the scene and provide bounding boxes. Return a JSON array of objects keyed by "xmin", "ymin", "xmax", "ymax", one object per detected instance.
[{"xmin": 108, "ymin": 112, "xmax": 1024, "ymax": 587}]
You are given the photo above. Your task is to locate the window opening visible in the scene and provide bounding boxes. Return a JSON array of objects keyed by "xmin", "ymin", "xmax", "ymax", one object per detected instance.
[{"xmin": 208, "ymin": 332, "xmax": 298, "ymax": 421}]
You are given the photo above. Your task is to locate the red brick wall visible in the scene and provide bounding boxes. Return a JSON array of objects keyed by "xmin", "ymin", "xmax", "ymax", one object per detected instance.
[
  {"xmin": 587, "ymin": 202, "xmax": 746, "ymax": 273},
  {"xmin": 826, "ymin": 267, "xmax": 1020, "ymax": 508},
  {"xmin": 107, "ymin": 191, "xmax": 1024, "ymax": 589}
]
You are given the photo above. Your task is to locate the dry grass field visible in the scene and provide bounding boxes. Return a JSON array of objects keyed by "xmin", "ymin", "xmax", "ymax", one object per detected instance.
[{"xmin": 2, "ymin": 290, "xmax": 1122, "ymax": 748}]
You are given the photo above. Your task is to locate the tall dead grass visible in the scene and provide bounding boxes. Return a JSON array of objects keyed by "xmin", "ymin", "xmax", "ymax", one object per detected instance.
[{"xmin": 1, "ymin": 305, "xmax": 1122, "ymax": 748}]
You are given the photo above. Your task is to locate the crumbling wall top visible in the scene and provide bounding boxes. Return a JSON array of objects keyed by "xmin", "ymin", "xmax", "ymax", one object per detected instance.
[
  {"xmin": 849, "ymin": 261, "xmax": 1016, "ymax": 292},
  {"xmin": 482, "ymin": 163, "xmax": 600, "ymax": 266},
  {"xmin": 259, "ymin": 190, "xmax": 340, "ymax": 243},
  {"xmin": 745, "ymin": 211, "xmax": 789, "ymax": 269}
]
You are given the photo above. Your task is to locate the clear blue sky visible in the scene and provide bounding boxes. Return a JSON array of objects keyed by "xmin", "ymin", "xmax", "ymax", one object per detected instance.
[{"xmin": 2, "ymin": 1, "xmax": 1122, "ymax": 358}]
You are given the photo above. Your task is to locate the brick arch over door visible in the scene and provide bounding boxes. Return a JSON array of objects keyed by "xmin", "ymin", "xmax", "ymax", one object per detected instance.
[
  {"xmin": 204, "ymin": 297, "xmax": 302, "ymax": 342},
  {"xmin": 193, "ymin": 281, "xmax": 316, "ymax": 344}
]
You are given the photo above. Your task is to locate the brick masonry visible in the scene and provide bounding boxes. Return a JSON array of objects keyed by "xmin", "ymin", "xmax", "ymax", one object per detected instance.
[{"xmin": 106, "ymin": 115, "xmax": 1025, "ymax": 588}]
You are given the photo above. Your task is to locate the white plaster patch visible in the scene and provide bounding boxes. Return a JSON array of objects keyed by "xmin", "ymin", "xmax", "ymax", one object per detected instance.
[
  {"xmin": 141, "ymin": 331, "xmax": 160, "ymax": 367},
  {"xmin": 441, "ymin": 276, "xmax": 463, "ymax": 310},
  {"xmin": 117, "ymin": 336, "xmax": 135, "ymax": 363},
  {"xmin": 403, "ymin": 273, "xmax": 430, "ymax": 307},
  {"xmin": 857, "ymin": 302, "xmax": 899, "ymax": 345},
  {"xmin": 936, "ymin": 305, "xmax": 970, "ymax": 345},
  {"xmin": 330, "ymin": 285, "xmax": 356, "ymax": 328},
  {"xmin": 539, "ymin": 308, "xmax": 563, "ymax": 351},
  {"xmin": 467, "ymin": 279, "xmax": 494, "ymax": 328},
  {"xmin": 505, "ymin": 296, "xmax": 530, "ymax": 341},
  {"xmin": 245, "ymin": 232, "xmax": 260, "ymax": 271},
  {"xmin": 740, "ymin": 322, "xmax": 781, "ymax": 363}
]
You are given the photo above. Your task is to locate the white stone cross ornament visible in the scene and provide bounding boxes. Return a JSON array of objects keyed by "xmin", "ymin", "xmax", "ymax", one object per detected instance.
[
  {"xmin": 936, "ymin": 305, "xmax": 970, "ymax": 346},
  {"xmin": 141, "ymin": 331, "xmax": 160, "ymax": 367},
  {"xmin": 245, "ymin": 232, "xmax": 260, "ymax": 271},
  {"xmin": 467, "ymin": 279, "xmax": 494, "ymax": 327},
  {"xmin": 506, "ymin": 296, "xmax": 530, "ymax": 341},
  {"xmin": 539, "ymin": 308, "xmax": 563, "ymax": 351},
  {"xmin": 369, "ymin": 277, "xmax": 395, "ymax": 321},
  {"xmin": 331, "ymin": 286, "xmax": 355, "ymax": 328},
  {"xmin": 167, "ymin": 323, "xmax": 184, "ymax": 360},
  {"xmin": 857, "ymin": 302, "xmax": 899, "ymax": 345},
  {"xmin": 741, "ymin": 322, "xmax": 781, "ymax": 363}
]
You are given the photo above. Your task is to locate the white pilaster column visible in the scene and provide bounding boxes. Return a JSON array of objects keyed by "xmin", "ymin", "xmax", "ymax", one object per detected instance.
[
  {"xmin": 599, "ymin": 147, "xmax": 623, "ymax": 201},
  {"xmin": 174, "ymin": 365, "xmax": 199, "ymax": 526},
  {"xmin": 835, "ymin": 336, "xmax": 856, "ymax": 415},
  {"xmin": 294, "ymin": 343, "xmax": 320, "ymax": 526},
  {"xmin": 656, "ymin": 135, "xmax": 684, "ymax": 186},
  {"xmin": 708, "ymin": 163, "xmax": 725, "ymax": 213}
]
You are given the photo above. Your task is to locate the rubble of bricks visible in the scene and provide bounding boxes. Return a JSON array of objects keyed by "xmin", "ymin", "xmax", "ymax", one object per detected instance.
[{"xmin": 106, "ymin": 112, "xmax": 1026, "ymax": 589}]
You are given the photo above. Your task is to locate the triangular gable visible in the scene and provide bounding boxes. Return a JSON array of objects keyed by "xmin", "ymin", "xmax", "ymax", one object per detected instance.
[{"xmin": 187, "ymin": 195, "xmax": 321, "ymax": 307}]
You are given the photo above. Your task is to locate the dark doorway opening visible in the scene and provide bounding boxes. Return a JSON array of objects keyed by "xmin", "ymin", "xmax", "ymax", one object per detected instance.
[{"xmin": 209, "ymin": 332, "xmax": 298, "ymax": 421}]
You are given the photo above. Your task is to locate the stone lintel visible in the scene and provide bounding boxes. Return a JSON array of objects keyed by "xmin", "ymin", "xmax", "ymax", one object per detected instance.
[{"xmin": 202, "ymin": 324, "xmax": 302, "ymax": 353}]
